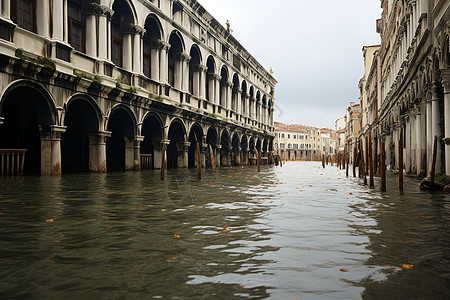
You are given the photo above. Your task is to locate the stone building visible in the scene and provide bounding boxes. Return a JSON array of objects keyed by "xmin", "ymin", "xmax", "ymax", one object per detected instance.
[
  {"xmin": 356, "ymin": 0, "xmax": 449, "ymax": 176},
  {"xmin": 0, "ymin": 0, "xmax": 276, "ymax": 175},
  {"xmin": 274, "ymin": 121, "xmax": 335, "ymax": 161},
  {"xmin": 345, "ymin": 102, "xmax": 361, "ymax": 163}
]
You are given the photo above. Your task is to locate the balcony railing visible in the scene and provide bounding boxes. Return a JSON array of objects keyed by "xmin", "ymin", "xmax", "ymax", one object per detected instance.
[{"xmin": 0, "ymin": 149, "xmax": 27, "ymax": 176}]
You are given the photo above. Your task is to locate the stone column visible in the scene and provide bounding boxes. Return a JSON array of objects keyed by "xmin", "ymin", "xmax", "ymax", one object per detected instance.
[
  {"xmin": 199, "ymin": 65, "xmax": 207, "ymax": 100},
  {"xmin": 132, "ymin": 25, "xmax": 145, "ymax": 74},
  {"xmin": 426, "ymin": 99, "xmax": 432, "ymax": 172},
  {"xmin": 215, "ymin": 145, "xmax": 222, "ymax": 167},
  {"xmin": 237, "ymin": 89, "xmax": 242, "ymax": 118},
  {"xmin": 214, "ymin": 75, "xmax": 221, "ymax": 106},
  {"xmin": 182, "ymin": 54, "xmax": 191, "ymax": 92},
  {"xmin": 85, "ymin": 5, "xmax": 98, "ymax": 57},
  {"xmin": 192, "ymin": 65, "xmax": 200, "ymax": 97},
  {"xmin": 159, "ymin": 40, "xmax": 170, "ymax": 84},
  {"xmin": 177, "ymin": 142, "xmax": 190, "ymax": 168},
  {"xmin": 201, "ymin": 144, "xmax": 207, "ymax": 168},
  {"xmin": 415, "ymin": 109, "xmax": 423, "ymax": 175},
  {"xmin": 122, "ymin": 32, "xmax": 133, "ymax": 70},
  {"xmin": 36, "ymin": 0, "xmax": 50, "ymax": 37},
  {"xmin": 124, "ymin": 137, "xmax": 135, "ymax": 171},
  {"xmin": 89, "ymin": 131, "xmax": 111, "ymax": 173},
  {"xmin": 52, "ymin": 0, "xmax": 64, "ymax": 41},
  {"xmin": 39, "ymin": 126, "xmax": 66, "ymax": 176},
  {"xmin": 442, "ymin": 73, "xmax": 450, "ymax": 175},
  {"xmin": 150, "ymin": 42, "xmax": 161, "ymax": 81},
  {"xmin": 98, "ymin": 6, "xmax": 113, "ymax": 61},
  {"xmin": 405, "ymin": 116, "xmax": 411, "ymax": 173},
  {"xmin": 235, "ymin": 147, "xmax": 241, "ymax": 165},
  {"xmin": 226, "ymin": 81, "xmax": 233, "ymax": 113},
  {"xmin": 431, "ymin": 83, "xmax": 442, "ymax": 172},
  {"xmin": 1, "ymin": 1, "xmax": 10, "ymax": 19}
]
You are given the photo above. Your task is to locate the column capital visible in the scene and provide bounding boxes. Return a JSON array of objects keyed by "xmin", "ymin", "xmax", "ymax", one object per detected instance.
[
  {"xmin": 198, "ymin": 64, "xmax": 208, "ymax": 73},
  {"xmin": 86, "ymin": 4, "xmax": 114, "ymax": 19},
  {"xmin": 157, "ymin": 40, "xmax": 171, "ymax": 51},
  {"xmin": 441, "ymin": 70, "xmax": 450, "ymax": 93},
  {"xmin": 225, "ymin": 81, "xmax": 233, "ymax": 88},
  {"xmin": 208, "ymin": 74, "xmax": 221, "ymax": 81}
]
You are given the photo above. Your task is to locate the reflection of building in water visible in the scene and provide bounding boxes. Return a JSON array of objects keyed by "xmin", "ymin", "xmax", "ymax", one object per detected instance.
[
  {"xmin": 0, "ymin": 0, "xmax": 276, "ymax": 175},
  {"xmin": 341, "ymin": 0, "xmax": 450, "ymax": 177},
  {"xmin": 274, "ymin": 121, "xmax": 336, "ymax": 161}
]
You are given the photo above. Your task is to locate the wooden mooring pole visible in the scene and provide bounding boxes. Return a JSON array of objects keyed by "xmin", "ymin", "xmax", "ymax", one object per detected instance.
[
  {"xmin": 380, "ymin": 140, "xmax": 386, "ymax": 192},
  {"xmin": 209, "ymin": 144, "xmax": 216, "ymax": 173},
  {"xmin": 322, "ymin": 154, "xmax": 325, "ymax": 168},
  {"xmin": 353, "ymin": 146, "xmax": 356, "ymax": 177},
  {"xmin": 346, "ymin": 148, "xmax": 349, "ymax": 177},
  {"xmin": 398, "ymin": 128, "xmax": 404, "ymax": 193},
  {"xmin": 430, "ymin": 135, "xmax": 438, "ymax": 191},
  {"xmin": 160, "ymin": 139, "xmax": 166, "ymax": 180}
]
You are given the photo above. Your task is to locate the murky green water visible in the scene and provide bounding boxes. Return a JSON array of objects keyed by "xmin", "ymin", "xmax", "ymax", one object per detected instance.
[{"xmin": 1, "ymin": 162, "xmax": 449, "ymax": 299}]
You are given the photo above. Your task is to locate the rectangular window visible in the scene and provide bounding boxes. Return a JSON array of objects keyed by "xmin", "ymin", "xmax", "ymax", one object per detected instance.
[
  {"xmin": 12, "ymin": 0, "xmax": 35, "ymax": 32},
  {"xmin": 68, "ymin": 0, "xmax": 85, "ymax": 52},
  {"xmin": 143, "ymin": 42, "xmax": 151, "ymax": 77}
]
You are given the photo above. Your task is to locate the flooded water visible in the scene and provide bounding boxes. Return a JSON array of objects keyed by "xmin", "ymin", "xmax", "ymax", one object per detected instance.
[{"xmin": 1, "ymin": 162, "xmax": 449, "ymax": 299}]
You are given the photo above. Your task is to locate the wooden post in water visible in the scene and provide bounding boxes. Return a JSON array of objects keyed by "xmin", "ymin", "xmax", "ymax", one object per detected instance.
[
  {"xmin": 343, "ymin": 149, "xmax": 346, "ymax": 170},
  {"xmin": 346, "ymin": 148, "xmax": 349, "ymax": 177},
  {"xmin": 362, "ymin": 140, "xmax": 367, "ymax": 185},
  {"xmin": 196, "ymin": 142, "xmax": 201, "ymax": 180},
  {"xmin": 430, "ymin": 135, "xmax": 438, "ymax": 191},
  {"xmin": 380, "ymin": 140, "xmax": 386, "ymax": 192},
  {"xmin": 365, "ymin": 136, "xmax": 369, "ymax": 175},
  {"xmin": 398, "ymin": 128, "xmax": 404, "ymax": 193},
  {"xmin": 369, "ymin": 132, "xmax": 374, "ymax": 188},
  {"xmin": 353, "ymin": 146, "xmax": 356, "ymax": 177},
  {"xmin": 322, "ymin": 154, "xmax": 325, "ymax": 168},
  {"xmin": 160, "ymin": 139, "xmax": 166, "ymax": 180},
  {"xmin": 209, "ymin": 144, "xmax": 216, "ymax": 173},
  {"xmin": 257, "ymin": 149, "xmax": 261, "ymax": 172}
]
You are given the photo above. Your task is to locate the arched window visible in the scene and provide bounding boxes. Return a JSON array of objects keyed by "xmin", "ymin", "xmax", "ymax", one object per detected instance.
[
  {"xmin": 111, "ymin": 0, "xmax": 134, "ymax": 68},
  {"xmin": 143, "ymin": 15, "xmax": 163, "ymax": 79}
]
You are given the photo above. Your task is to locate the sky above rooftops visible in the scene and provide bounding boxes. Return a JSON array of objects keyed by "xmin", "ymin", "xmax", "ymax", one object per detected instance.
[{"xmin": 198, "ymin": 0, "xmax": 382, "ymax": 129}]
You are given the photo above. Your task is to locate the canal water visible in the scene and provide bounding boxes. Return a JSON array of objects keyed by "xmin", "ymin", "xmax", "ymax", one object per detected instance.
[{"xmin": 1, "ymin": 162, "xmax": 449, "ymax": 299}]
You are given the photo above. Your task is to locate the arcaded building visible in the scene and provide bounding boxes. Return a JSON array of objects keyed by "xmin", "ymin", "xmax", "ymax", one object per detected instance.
[
  {"xmin": 356, "ymin": 0, "xmax": 449, "ymax": 176},
  {"xmin": 0, "ymin": 0, "xmax": 276, "ymax": 175}
]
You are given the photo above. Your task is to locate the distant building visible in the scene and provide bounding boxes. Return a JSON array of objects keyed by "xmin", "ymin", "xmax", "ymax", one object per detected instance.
[{"xmin": 274, "ymin": 121, "xmax": 336, "ymax": 161}]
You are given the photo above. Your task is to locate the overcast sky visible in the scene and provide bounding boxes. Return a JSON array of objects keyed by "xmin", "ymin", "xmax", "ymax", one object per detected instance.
[{"xmin": 198, "ymin": 0, "xmax": 382, "ymax": 129}]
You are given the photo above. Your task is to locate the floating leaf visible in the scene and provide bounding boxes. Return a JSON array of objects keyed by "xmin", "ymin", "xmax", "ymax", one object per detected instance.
[
  {"xmin": 174, "ymin": 234, "xmax": 180, "ymax": 238},
  {"xmin": 402, "ymin": 264, "xmax": 413, "ymax": 270},
  {"xmin": 339, "ymin": 268, "xmax": 349, "ymax": 272},
  {"xmin": 417, "ymin": 216, "xmax": 424, "ymax": 220},
  {"xmin": 165, "ymin": 255, "xmax": 177, "ymax": 260},
  {"xmin": 45, "ymin": 219, "xmax": 54, "ymax": 223}
]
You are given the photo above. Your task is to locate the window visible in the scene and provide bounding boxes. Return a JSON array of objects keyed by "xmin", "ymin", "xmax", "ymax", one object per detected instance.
[
  {"xmin": 111, "ymin": 18, "xmax": 122, "ymax": 67},
  {"xmin": 68, "ymin": 0, "xmax": 85, "ymax": 52},
  {"xmin": 288, "ymin": 134, "xmax": 290, "ymax": 139},
  {"xmin": 11, "ymin": 0, "xmax": 35, "ymax": 32},
  {"xmin": 280, "ymin": 143, "xmax": 285, "ymax": 149},
  {"xmin": 281, "ymin": 134, "xmax": 284, "ymax": 138},
  {"xmin": 143, "ymin": 41, "xmax": 151, "ymax": 77}
]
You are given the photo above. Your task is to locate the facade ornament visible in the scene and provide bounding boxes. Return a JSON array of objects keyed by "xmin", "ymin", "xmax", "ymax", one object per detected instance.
[
  {"xmin": 441, "ymin": 70, "xmax": 450, "ymax": 93},
  {"xmin": 85, "ymin": 4, "xmax": 114, "ymax": 19},
  {"xmin": 157, "ymin": 40, "xmax": 171, "ymax": 51}
]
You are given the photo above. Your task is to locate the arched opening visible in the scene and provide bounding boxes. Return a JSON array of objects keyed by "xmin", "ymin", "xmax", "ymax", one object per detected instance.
[
  {"xmin": 141, "ymin": 113, "xmax": 163, "ymax": 169},
  {"xmin": 167, "ymin": 120, "xmax": 186, "ymax": 169},
  {"xmin": 220, "ymin": 129, "xmax": 231, "ymax": 167},
  {"xmin": 231, "ymin": 74, "xmax": 239, "ymax": 118},
  {"xmin": 106, "ymin": 107, "xmax": 135, "ymax": 172},
  {"xmin": 241, "ymin": 135, "xmax": 248, "ymax": 165},
  {"xmin": 206, "ymin": 56, "xmax": 215, "ymax": 103},
  {"xmin": 241, "ymin": 81, "xmax": 247, "ymax": 118},
  {"xmin": 188, "ymin": 124, "xmax": 203, "ymax": 168},
  {"xmin": 256, "ymin": 138, "xmax": 262, "ymax": 152},
  {"xmin": 168, "ymin": 31, "xmax": 184, "ymax": 89},
  {"xmin": 206, "ymin": 126, "xmax": 218, "ymax": 168},
  {"xmin": 249, "ymin": 86, "xmax": 255, "ymax": 121},
  {"xmin": 262, "ymin": 139, "xmax": 268, "ymax": 156},
  {"xmin": 0, "ymin": 83, "xmax": 55, "ymax": 175},
  {"xmin": 189, "ymin": 45, "xmax": 202, "ymax": 97},
  {"xmin": 220, "ymin": 66, "xmax": 229, "ymax": 108},
  {"xmin": 231, "ymin": 133, "xmax": 240, "ymax": 165},
  {"xmin": 62, "ymin": 97, "xmax": 100, "ymax": 173},
  {"xmin": 262, "ymin": 95, "xmax": 267, "ymax": 125},
  {"xmin": 143, "ymin": 14, "xmax": 163, "ymax": 79},
  {"xmin": 256, "ymin": 91, "xmax": 261, "ymax": 124},
  {"xmin": 249, "ymin": 137, "xmax": 256, "ymax": 165},
  {"xmin": 111, "ymin": 0, "xmax": 135, "ymax": 69}
]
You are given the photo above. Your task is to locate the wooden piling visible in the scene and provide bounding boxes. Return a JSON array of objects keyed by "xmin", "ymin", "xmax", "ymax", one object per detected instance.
[
  {"xmin": 380, "ymin": 140, "xmax": 386, "ymax": 192},
  {"xmin": 322, "ymin": 154, "xmax": 325, "ymax": 168},
  {"xmin": 196, "ymin": 142, "xmax": 201, "ymax": 180},
  {"xmin": 353, "ymin": 146, "xmax": 356, "ymax": 177},
  {"xmin": 365, "ymin": 136, "xmax": 369, "ymax": 175},
  {"xmin": 398, "ymin": 128, "xmax": 403, "ymax": 193},
  {"xmin": 346, "ymin": 148, "xmax": 349, "ymax": 177},
  {"xmin": 369, "ymin": 133, "xmax": 374, "ymax": 188},
  {"xmin": 362, "ymin": 141, "xmax": 367, "ymax": 185},
  {"xmin": 430, "ymin": 135, "xmax": 438, "ymax": 191},
  {"xmin": 257, "ymin": 149, "xmax": 261, "ymax": 172},
  {"xmin": 209, "ymin": 144, "xmax": 216, "ymax": 173}
]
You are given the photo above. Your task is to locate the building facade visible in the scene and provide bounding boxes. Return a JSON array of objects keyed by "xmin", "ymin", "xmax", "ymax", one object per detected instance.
[
  {"xmin": 0, "ymin": 0, "xmax": 276, "ymax": 175},
  {"xmin": 355, "ymin": 0, "xmax": 450, "ymax": 177},
  {"xmin": 274, "ymin": 121, "xmax": 335, "ymax": 161}
]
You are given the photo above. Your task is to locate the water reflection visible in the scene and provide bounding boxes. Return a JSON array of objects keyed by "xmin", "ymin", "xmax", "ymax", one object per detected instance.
[{"xmin": 0, "ymin": 162, "xmax": 449, "ymax": 299}]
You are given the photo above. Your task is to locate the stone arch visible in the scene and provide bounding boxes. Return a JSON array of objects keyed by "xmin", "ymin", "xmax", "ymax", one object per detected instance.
[
  {"xmin": 141, "ymin": 112, "xmax": 164, "ymax": 169},
  {"xmin": 249, "ymin": 85, "xmax": 255, "ymax": 119},
  {"xmin": 0, "ymin": 80, "xmax": 57, "ymax": 175},
  {"xmin": 168, "ymin": 30, "xmax": 186, "ymax": 89},
  {"xmin": 62, "ymin": 94, "xmax": 102, "ymax": 173},
  {"xmin": 205, "ymin": 56, "xmax": 216, "ymax": 103},
  {"xmin": 219, "ymin": 66, "xmax": 230, "ymax": 108},
  {"xmin": 167, "ymin": 117, "xmax": 187, "ymax": 169},
  {"xmin": 111, "ymin": 0, "xmax": 136, "ymax": 68},
  {"xmin": 262, "ymin": 94, "xmax": 267, "ymax": 125},
  {"xmin": 143, "ymin": 14, "xmax": 164, "ymax": 79},
  {"xmin": 256, "ymin": 90, "xmax": 261, "ymax": 123},
  {"xmin": 106, "ymin": 104, "xmax": 137, "ymax": 172},
  {"xmin": 231, "ymin": 73, "xmax": 240, "ymax": 116},
  {"xmin": 206, "ymin": 126, "xmax": 218, "ymax": 168},
  {"xmin": 240, "ymin": 134, "xmax": 249, "ymax": 165},
  {"xmin": 262, "ymin": 139, "xmax": 268, "ymax": 155},
  {"xmin": 189, "ymin": 44, "xmax": 202, "ymax": 97},
  {"xmin": 220, "ymin": 129, "xmax": 231, "ymax": 167},
  {"xmin": 241, "ymin": 80, "xmax": 248, "ymax": 117},
  {"xmin": 188, "ymin": 122, "xmax": 203, "ymax": 168}
]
